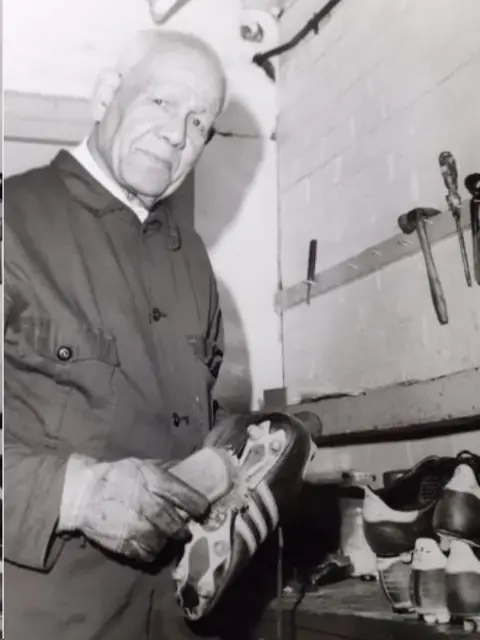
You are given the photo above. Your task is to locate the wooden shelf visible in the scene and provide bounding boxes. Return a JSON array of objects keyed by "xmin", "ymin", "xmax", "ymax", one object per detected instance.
[{"xmin": 284, "ymin": 366, "xmax": 480, "ymax": 438}]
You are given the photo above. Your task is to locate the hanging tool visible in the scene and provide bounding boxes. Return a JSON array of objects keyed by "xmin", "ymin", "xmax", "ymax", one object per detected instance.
[
  {"xmin": 464, "ymin": 173, "xmax": 480, "ymax": 286},
  {"xmin": 304, "ymin": 239, "xmax": 318, "ymax": 305},
  {"xmin": 398, "ymin": 208, "xmax": 449, "ymax": 325},
  {"xmin": 438, "ymin": 151, "xmax": 472, "ymax": 287}
]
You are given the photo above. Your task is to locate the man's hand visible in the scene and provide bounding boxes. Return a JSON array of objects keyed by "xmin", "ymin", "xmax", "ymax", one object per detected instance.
[{"xmin": 58, "ymin": 454, "xmax": 210, "ymax": 562}]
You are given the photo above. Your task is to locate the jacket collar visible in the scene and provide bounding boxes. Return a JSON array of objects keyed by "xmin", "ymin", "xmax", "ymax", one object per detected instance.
[
  {"xmin": 70, "ymin": 139, "xmax": 149, "ymax": 222},
  {"xmin": 51, "ymin": 150, "xmax": 182, "ymax": 250}
]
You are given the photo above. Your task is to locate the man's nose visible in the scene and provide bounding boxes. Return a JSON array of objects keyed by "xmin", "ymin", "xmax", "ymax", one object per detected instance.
[{"xmin": 159, "ymin": 114, "xmax": 187, "ymax": 149}]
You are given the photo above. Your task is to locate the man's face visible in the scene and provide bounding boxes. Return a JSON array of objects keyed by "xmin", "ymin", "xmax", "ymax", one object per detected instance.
[{"xmin": 94, "ymin": 48, "xmax": 223, "ymax": 202}]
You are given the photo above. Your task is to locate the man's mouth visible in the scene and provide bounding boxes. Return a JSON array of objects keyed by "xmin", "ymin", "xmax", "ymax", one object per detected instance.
[{"xmin": 138, "ymin": 148, "xmax": 174, "ymax": 167}]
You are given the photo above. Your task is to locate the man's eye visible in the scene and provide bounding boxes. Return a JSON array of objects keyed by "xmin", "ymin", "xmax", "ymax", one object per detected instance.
[
  {"xmin": 192, "ymin": 117, "xmax": 205, "ymax": 132},
  {"xmin": 153, "ymin": 99, "xmax": 165, "ymax": 106}
]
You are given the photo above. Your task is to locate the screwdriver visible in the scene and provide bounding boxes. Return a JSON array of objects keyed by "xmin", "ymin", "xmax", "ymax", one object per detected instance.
[{"xmin": 439, "ymin": 151, "xmax": 472, "ymax": 287}]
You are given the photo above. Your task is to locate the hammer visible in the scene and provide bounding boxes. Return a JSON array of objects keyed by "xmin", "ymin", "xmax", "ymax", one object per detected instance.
[
  {"xmin": 464, "ymin": 173, "xmax": 480, "ymax": 286},
  {"xmin": 398, "ymin": 208, "xmax": 449, "ymax": 325},
  {"xmin": 439, "ymin": 151, "xmax": 472, "ymax": 287}
]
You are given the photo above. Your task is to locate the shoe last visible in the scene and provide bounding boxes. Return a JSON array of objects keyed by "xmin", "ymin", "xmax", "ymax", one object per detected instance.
[{"xmin": 410, "ymin": 538, "xmax": 450, "ymax": 625}]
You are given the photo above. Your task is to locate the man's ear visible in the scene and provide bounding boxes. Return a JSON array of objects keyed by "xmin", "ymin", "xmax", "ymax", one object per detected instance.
[{"xmin": 91, "ymin": 69, "xmax": 122, "ymax": 122}]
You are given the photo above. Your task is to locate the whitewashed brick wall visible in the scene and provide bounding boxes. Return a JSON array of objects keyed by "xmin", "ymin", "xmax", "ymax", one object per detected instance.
[{"xmin": 278, "ymin": 0, "xmax": 480, "ymax": 399}]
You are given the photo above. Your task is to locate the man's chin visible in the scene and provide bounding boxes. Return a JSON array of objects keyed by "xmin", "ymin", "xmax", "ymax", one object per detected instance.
[
  {"xmin": 122, "ymin": 173, "xmax": 172, "ymax": 199},
  {"xmin": 120, "ymin": 162, "xmax": 187, "ymax": 202}
]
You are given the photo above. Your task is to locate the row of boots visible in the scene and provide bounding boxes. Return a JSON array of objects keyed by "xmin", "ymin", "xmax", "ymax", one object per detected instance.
[{"xmin": 362, "ymin": 450, "xmax": 480, "ymax": 633}]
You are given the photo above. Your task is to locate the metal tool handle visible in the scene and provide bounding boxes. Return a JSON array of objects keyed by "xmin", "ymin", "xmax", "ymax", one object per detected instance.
[
  {"xmin": 305, "ymin": 239, "xmax": 318, "ymax": 304},
  {"xmin": 417, "ymin": 217, "xmax": 449, "ymax": 325},
  {"xmin": 465, "ymin": 173, "xmax": 480, "ymax": 200},
  {"xmin": 454, "ymin": 216, "xmax": 473, "ymax": 287},
  {"xmin": 307, "ymin": 240, "xmax": 318, "ymax": 282},
  {"xmin": 465, "ymin": 173, "xmax": 480, "ymax": 286},
  {"xmin": 471, "ymin": 200, "xmax": 480, "ymax": 286}
]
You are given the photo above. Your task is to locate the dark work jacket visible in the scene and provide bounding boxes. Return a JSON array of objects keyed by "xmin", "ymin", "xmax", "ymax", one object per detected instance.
[{"xmin": 3, "ymin": 151, "xmax": 224, "ymax": 640}]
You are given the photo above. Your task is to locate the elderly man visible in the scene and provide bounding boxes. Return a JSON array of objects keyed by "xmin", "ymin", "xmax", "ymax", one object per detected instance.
[{"xmin": 4, "ymin": 30, "xmax": 230, "ymax": 639}]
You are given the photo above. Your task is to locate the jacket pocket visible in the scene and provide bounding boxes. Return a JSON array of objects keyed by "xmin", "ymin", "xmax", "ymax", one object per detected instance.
[{"xmin": 6, "ymin": 317, "xmax": 120, "ymax": 443}]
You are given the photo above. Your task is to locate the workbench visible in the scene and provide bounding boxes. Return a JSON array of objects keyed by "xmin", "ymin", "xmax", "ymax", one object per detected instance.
[{"xmin": 255, "ymin": 579, "xmax": 479, "ymax": 640}]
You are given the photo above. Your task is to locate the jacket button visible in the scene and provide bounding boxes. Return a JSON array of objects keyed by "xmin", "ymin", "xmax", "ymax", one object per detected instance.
[
  {"xmin": 57, "ymin": 346, "xmax": 73, "ymax": 362},
  {"xmin": 151, "ymin": 307, "xmax": 163, "ymax": 322},
  {"xmin": 172, "ymin": 413, "xmax": 190, "ymax": 428}
]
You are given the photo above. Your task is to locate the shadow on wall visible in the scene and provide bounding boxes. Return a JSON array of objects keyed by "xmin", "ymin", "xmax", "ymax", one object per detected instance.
[
  {"xmin": 195, "ymin": 97, "xmax": 266, "ymax": 413},
  {"xmin": 214, "ymin": 280, "xmax": 252, "ymax": 412},
  {"xmin": 196, "ymin": 96, "xmax": 265, "ymax": 247}
]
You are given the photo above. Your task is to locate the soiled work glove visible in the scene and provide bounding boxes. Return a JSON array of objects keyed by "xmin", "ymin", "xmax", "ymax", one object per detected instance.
[{"xmin": 58, "ymin": 453, "xmax": 210, "ymax": 562}]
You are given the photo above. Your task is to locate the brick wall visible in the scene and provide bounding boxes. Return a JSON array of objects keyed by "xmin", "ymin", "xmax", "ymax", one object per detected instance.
[
  {"xmin": 278, "ymin": 0, "xmax": 480, "ymax": 395},
  {"xmin": 277, "ymin": 0, "xmax": 480, "ymax": 470}
]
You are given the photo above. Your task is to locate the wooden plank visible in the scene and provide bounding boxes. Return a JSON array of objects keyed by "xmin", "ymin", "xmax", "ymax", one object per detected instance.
[
  {"xmin": 306, "ymin": 415, "xmax": 480, "ymax": 447},
  {"xmin": 284, "ymin": 367, "xmax": 480, "ymax": 437},
  {"xmin": 275, "ymin": 202, "xmax": 472, "ymax": 312},
  {"xmin": 4, "ymin": 90, "xmax": 91, "ymax": 145}
]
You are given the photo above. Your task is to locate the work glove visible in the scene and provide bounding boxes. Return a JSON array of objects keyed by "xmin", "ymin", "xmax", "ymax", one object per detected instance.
[{"xmin": 57, "ymin": 453, "xmax": 210, "ymax": 562}]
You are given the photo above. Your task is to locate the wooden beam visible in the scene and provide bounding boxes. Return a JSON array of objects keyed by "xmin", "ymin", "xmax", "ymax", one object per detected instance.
[
  {"xmin": 285, "ymin": 366, "xmax": 480, "ymax": 439},
  {"xmin": 309, "ymin": 416, "xmax": 480, "ymax": 448},
  {"xmin": 276, "ymin": 201, "xmax": 472, "ymax": 312},
  {"xmin": 4, "ymin": 90, "xmax": 91, "ymax": 145}
]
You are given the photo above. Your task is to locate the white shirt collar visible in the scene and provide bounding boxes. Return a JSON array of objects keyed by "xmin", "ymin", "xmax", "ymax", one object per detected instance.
[{"xmin": 70, "ymin": 139, "xmax": 149, "ymax": 223}]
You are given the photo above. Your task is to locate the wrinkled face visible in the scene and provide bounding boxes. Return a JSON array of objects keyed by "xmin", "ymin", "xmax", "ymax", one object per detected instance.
[{"xmin": 94, "ymin": 47, "xmax": 224, "ymax": 203}]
